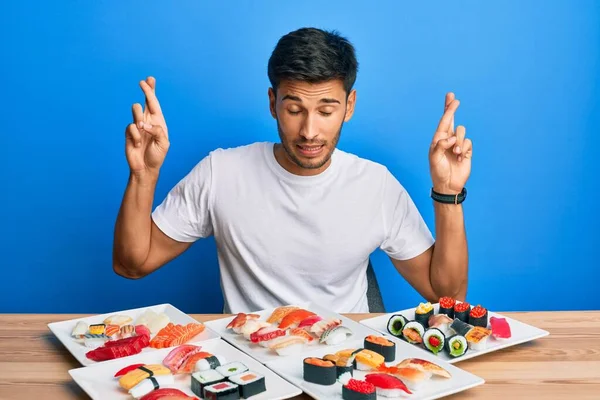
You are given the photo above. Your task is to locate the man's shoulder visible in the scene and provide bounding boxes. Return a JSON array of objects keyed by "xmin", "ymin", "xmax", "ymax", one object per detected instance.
[
  {"xmin": 206, "ymin": 142, "xmax": 269, "ymax": 162},
  {"xmin": 334, "ymin": 148, "xmax": 391, "ymax": 178}
]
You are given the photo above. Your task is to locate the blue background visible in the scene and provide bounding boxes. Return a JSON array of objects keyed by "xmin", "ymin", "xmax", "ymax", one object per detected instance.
[{"xmin": 1, "ymin": 1, "xmax": 598, "ymax": 313}]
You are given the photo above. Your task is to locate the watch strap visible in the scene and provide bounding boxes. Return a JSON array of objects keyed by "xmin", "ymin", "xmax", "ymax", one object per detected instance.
[{"xmin": 430, "ymin": 187, "xmax": 467, "ymax": 204}]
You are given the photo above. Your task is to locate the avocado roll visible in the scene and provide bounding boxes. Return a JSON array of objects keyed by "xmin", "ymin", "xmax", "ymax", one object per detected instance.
[
  {"xmin": 445, "ymin": 334, "xmax": 468, "ymax": 358},
  {"xmin": 386, "ymin": 314, "xmax": 409, "ymax": 338}
]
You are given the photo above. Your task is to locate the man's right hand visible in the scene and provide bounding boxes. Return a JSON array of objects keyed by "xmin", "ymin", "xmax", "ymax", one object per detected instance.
[{"xmin": 125, "ymin": 76, "xmax": 170, "ymax": 179}]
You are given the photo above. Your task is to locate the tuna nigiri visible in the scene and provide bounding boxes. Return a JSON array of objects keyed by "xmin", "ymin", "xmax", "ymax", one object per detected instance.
[
  {"xmin": 490, "ymin": 316, "xmax": 512, "ymax": 339},
  {"xmin": 365, "ymin": 373, "xmax": 412, "ymax": 396}
]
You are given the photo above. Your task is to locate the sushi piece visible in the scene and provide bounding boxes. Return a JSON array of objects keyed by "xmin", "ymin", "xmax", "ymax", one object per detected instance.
[
  {"xmin": 114, "ymin": 363, "xmax": 146, "ymax": 378},
  {"xmin": 136, "ymin": 324, "xmax": 151, "ymax": 339},
  {"xmin": 89, "ymin": 323, "xmax": 106, "ymax": 335},
  {"xmin": 216, "ymin": 362, "xmax": 248, "ymax": 378},
  {"xmin": 298, "ymin": 315, "xmax": 323, "ymax": 329},
  {"xmin": 195, "ymin": 355, "xmax": 227, "ymax": 372},
  {"xmin": 139, "ymin": 388, "xmax": 196, "ymax": 400},
  {"xmin": 191, "ymin": 369, "xmax": 226, "ymax": 397},
  {"xmin": 354, "ymin": 349, "xmax": 385, "ymax": 371},
  {"xmin": 71, "ymin": 321, "xmax": 88, "ymax": 339},
  {"xmin": 119, "ymin": 364, "xmax": 172, "ymax": 391},
  {"xmin": 364, "ymin": 335, "xmax": 396, "ymax": 362},
  {"xmin": 162, "ymin": 344, "xmax": 205, "ymax": 373},
  {"xmin": 129, "ymin": 374, "xmax": 174, "ymax": 399},
  {"xmin": 104, "ymin": 314, "xmax": 133, "ymax": 327},
  {"xmin": 450, "ymin": 318, "xmax": 474, "ymax": 336},
  {"xmin": 465, "ymin": 326, "xmax": 492, "ymax": 350},
  {"xmin": 120, "ymin": 325, "xmax": 136, "ymax": 339},
  {"xmin": 396, "ymin": 358, "xmax": 452, "ymax": 379},
  {"xmin": 278, "ymin": 309, "xmax": 316, "ymax": 330},
  {"xmin": 83, "ymin": 334, "xmax": 108, "ymax": 349},
  {"xmin": 414, "ymin": 302, "xmax": 434, "ymax": 328},
  {"xmin": 323, "ymin": 354, "xmax": 354, "ymax": 378},
  {"xmin": 226, "ymin": 313, "xmax": 261, "ymax": 334},
  {"xmin": 469, "ymin": 305, "xmax": 489, "ymax": 328},
  {"xmin": 203, "ymin": 381, "xmax": 240, "ymax": 400},
  {"xmin": 105, "ymin": 324, "xmax": 121, "ymax": 340},
  {"xmin": 268, "ymin": 335, "xmax": 308, "ymax": 356},
  {"xmin": 428, "ymin": 314, "xmax": 454, "ymax": 337},
  {"xmin": 365, "ymin": 373, "xmax": 412, "ymax": 397},
  {"xmin": 266, "ymin": 306, "xmax": 299, "ymax": 324},
  {"xmin": 229, "ymin": 370, "xmax": 266, "ymax": 398},
  {"xmin": 135, "ymin": 310, "xmax": 171, "ymax": 334},
  {"xmin": 453, "ymin": 302, "xmax": 471, "ymax": 322},
  {"xmin": 342, "ymin": 378, "xmax": 376, "ymax": 400},
  {"xmin": 378, "ymin": 365, "xmax": 432, "ymax": 390},
  {"xmin": 445, "ymin": 334, "xmax": 468, "ymax": 358},
  {"xmin": 290, "ymin": 327, "xmax": 315, "ymax": 343},
  {"xmin": 150, "ymin": 322, "xmax": 206, "ymax": 349},
  {"xmin": 422, "ymin": 328, "xmax": 446, "ymax": 355},
  {"xmin": 303, "ymin": 357, "xmax": 337, "ymax": 385},
  {"xmin": 438, "ymin": 296, "xmax": 456, "ymax": 318},
  {"xmin": 249, "ymin": 326, "xmax": 286, "ymax": 347},
  {"xmin": 86, "ymin": 334, "xmax": 150, "ymax": 361},
  {"xmin": 320, "ymin": 325, "xmax": 353, "ymax": 346},
  {"xmin": 402, "ymin": 321, "xmax": 425, "ymax": 345},
  {"xmin": 240, "ymin": 320, "xmax": 271, "ymax": 340},
  {"xmin": 490, "ymin": 316, "xmax": 512, "ymax": 339},
  {"xmin": 310, "ymin": 318, "xmax": 342, "ymax": 337},
  {"xmin": 386, "ymin": 314, "xmax": 408, "ymax": 338}
]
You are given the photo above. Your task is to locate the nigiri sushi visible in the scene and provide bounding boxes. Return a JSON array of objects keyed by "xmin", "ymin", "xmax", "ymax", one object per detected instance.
[
  {"xmin": 428, "ymin": 314, "xmax": 454, "ymax": 337},
  {"xmin": 226, "ymin": 313, "xmax": 261, "ymax": 333},
  {"xmin": 365, "ymin": 373, "xmax": 412, "ymax": 397},
  {"xmin": 354, "ymin": 349, "xmax": 385, "ymax": 371},
  {"xmin": 104, "ymin": 314, "xmax": 133, "ymax": 327},
  {"xmin": 278, "ymin": 309, "xmax": 316, "ymax": 330},
  {"xmin": 298, "ymin": 315, "xmax": 323, "ymax": 330},
  {"xmin": 396, "ymin": 358, "xmax": 451, "ymax": 379},
  {"xmin": 268, "ymin": 335, "xmax": 307, "ymax": 356},
  {"xmin": 490, "ymin": 316, "xmax": 512, "ymax": 339},
  {"xmin": 105, "ymin": 324, "xmax": 121, "ymax": 340},
  {"xmin": 120, "ymin": 325, "xmax": 135, "ymax": 339},
  {"xmin": 320, "ymin": 325, "xmax": 353, "ymax": 346},
  {"xmin": 266, "ymin": 306, "xmax": 299, "ymax": 324},
  {"xmin": 250, "ymin": 326, "xmax": 286, "ymax": 347},
  {"xmin": 377, "ymin": 365, "xmax": 432, "ymax": 390},
  {"xmin": 240, "ymin": 320, "xmax": 271, "ymax": 340},
  {"xmin": 129, "ymin": 375, "xmax": 174, "ymax": 399},
  {"xmin": 119, "ymin": 364, "xmax": 172, "ymax": 391},
  {"xmin": 71, "ymin": 321, "xmax": 88, "ymax": 343},
  {"xmin": 310, "ymin": 318, "xmax": 342, "ymax": 337},
  {"xmin": 290, "ymin": 327, "xmax": 315, "ymax": 343}
]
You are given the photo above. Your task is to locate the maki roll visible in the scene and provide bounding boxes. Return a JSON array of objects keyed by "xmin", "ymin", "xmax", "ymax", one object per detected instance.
[
  {"xmin": 402, "ymin": 321, "xmax": 425, "ymax": 345},
  {"xmin": 342, "ymin": 378, "xmax": 376, "ymax": 400},
  {"xmin": 453, "ymin": 302, "xmax": 471, "ymax": 322},
  {"xmin": 303, "ymin": 358, "xmax": 337, "ymax": 385},
  {"xmin": 364, "ymin": 335, "xmax": 396, "ymax": 362},
  {"xmin": 414, "ymin": 302, "xmax": 434, "ymax": 328},
  {"xmin": 191, "ymin": 369, "xmax": 226, "ymax": 398},
  {"xmin": 438, "ymin": 297, "xmax": 456, "ymax": 318},
  {"xmin": 228, "ymin": 370, "xmax": 266, "ymax": 398},
  {"xmin": 215, "ymin": 362, "xmax": 247, "ymax": 378},
  {"xmin": 386, "ymin": 314, "xmax": 409, "ymax": 338},
  {"xmin": 445, "ymin": 334, "xmax": 468, "ymax": 358},
  {"xmin": 422, "ymin": 328, "xmax": 446, "ymax": 355},
  {"xmin": 469, "ymin": 305, "xmax": 488, "ymax": 328},
  {"xmin": 203, "ymin": 381, "xmax": 240, "ymax": 400},
  {"xmin": 450, "ymin": 318, "xmax": 474, "ymax": 336}
]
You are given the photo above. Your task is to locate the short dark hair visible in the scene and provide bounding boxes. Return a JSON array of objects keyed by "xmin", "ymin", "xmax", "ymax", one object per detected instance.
[{"xmin": 268, "ymin": 27, "xmax": 358, "ymax": 95}]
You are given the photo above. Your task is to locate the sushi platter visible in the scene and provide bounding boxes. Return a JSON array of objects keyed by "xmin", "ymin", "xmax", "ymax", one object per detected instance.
[
  {"xmin": 359, "ymin": 297, "xmax": 549, "ymax": 363},
  {"xmin": 204, "ymin": 302, "xmax": 380, "ymax": 364},
  {"xmin": 265, "ymin": 335, "xmax": 484, "ymax": 400},
  {"xmin": 48, "ymin": 303, "xmax": 221, "ymax": 366},
  {"xmin": 69, "ymin": 337, "xmax": 303, "ymax": 400}
]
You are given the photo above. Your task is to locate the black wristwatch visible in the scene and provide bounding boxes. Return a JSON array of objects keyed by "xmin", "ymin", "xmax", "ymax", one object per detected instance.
[{"xmin": 430, "ymin": 187, "xmax": 467, "ymax": 205}]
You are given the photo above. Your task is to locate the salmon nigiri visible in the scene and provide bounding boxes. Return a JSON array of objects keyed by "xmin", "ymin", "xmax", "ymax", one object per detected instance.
[
  {"xmin": 278, "ymin": 309, "xmax": 316, "ymax": 330},
  {"xmin": 266, "ymin": 306, "xmax": 299, "ymax": 324}
]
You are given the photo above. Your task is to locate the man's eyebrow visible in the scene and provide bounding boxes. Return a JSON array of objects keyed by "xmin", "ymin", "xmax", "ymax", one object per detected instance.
[{"xmin": 281, "ymin": 95, "xmax": 340, "ymax": 104}]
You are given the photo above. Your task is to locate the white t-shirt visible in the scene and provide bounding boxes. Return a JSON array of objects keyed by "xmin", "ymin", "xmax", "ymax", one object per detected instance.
[{"xmin": 152, "ymin": 142, "xmax": 434, "ymax": 313}]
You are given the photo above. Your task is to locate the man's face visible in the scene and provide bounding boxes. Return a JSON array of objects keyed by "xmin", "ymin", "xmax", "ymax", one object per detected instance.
[{"xmin": 269, "ymin": 79, "xmax": 356, "ymax": 176}]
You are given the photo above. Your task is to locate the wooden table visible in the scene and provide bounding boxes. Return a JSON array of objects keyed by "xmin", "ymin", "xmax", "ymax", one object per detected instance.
[{"xmin": 1, "ymin": 311, "xmax": 599, "ymax": 399}]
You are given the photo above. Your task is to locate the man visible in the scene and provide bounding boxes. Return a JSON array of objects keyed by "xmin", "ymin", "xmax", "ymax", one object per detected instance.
[{"xmin": 113, "ymin": 27, "xmax": 472, "ymax": 314}]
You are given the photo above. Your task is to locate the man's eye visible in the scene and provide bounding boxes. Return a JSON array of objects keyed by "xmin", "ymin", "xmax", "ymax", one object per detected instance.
[
  {"xmin": 288, "ymin": 110, "xmax": 302, "ymax": 115},
  {"xmin": 320, "ymin": 112, "xmax": 332, "ymax": 117}
]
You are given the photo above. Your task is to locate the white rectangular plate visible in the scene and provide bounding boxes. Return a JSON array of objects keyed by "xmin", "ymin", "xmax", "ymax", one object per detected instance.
[
  {"xmin": 359, "ymin": 303, "xmax": 549, "ymax": 363},
  {"xmin": 48, "ymin": 303, "xmax": 220, "ymax": 366},
  {"xmin": 265, "ymin": 336, "xmax": 484, "ymax": 400},
  {"xmin": 69, "ymin": 337, "xmax": 302, "ymax": 400},
  {"xmin": 204, "ymin": 302, "xmax": 379, "ymax": 364}
]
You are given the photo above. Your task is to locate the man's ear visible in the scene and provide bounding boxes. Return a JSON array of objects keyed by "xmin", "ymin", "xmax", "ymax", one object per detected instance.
[
  {"xmin": 268, "ymin": 87, "xmax": 277, "ymax": 119},
  {"xmin": 344, "ymin": 89, "xmax": 357, "ymax": 122}
]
